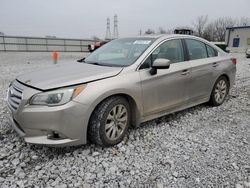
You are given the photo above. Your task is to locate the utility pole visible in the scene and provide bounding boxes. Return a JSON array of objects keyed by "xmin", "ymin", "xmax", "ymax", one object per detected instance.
[
  {"xmin": 113, "ymin": 14, "xmax": 119, "ymax": 39},
  {"xmin": 105, "ymin": 17, "xmax": 111, "ymax": 40},
  {"xmin": 139, "ymin": 29, "xmax": 142, "ymax": 36}
]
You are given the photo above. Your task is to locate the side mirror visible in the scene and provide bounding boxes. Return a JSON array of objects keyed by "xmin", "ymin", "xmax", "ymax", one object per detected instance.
[{"xmin": 150, "ymin": 58, "xmax": 170, "ymax": 75}]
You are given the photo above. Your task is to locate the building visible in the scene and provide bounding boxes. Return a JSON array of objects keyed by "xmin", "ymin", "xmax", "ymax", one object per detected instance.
[{"xmin": 225, "ymin": 26, "xmax": 250, "ymax": 53}]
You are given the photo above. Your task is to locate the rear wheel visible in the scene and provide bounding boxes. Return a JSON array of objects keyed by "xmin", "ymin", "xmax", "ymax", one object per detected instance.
[
  {"xmin": 88, "ymin": 96, "xmax": 130, "ymax": 147},
  {"xmin": 209, "ymin": 76, "xmax": 229, "ymax": 106}
]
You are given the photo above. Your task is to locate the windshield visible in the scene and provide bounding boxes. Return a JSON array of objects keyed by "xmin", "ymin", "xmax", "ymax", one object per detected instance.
[{"xmin": 84, "ymin": 38, "xmax": 155, "ymax": 67}]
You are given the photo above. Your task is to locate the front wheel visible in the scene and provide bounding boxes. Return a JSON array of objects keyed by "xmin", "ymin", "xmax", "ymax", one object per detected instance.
[
  {"xmin": 209, "ymin": 76, "xmax": 229, "ymax": 106},
  {"xmin": 88, "ymin": 96, "xmax": 130, "ymax": 147}
]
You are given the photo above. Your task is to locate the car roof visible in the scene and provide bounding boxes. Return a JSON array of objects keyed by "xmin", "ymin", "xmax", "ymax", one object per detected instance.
[
  {"xmin": 127, "ymin": 34, "xmax": 204, "ymax": 40},
  {"xmin": 118, "ymin": 35, "xmax": 224, "ymax": 52},
  {"xmin": 156, "ymin": 34, "xmax": 206, "ymax": 40},
  {"xmin": 128, "ymin": 34, "xmax": 225, "ymax": 54}
]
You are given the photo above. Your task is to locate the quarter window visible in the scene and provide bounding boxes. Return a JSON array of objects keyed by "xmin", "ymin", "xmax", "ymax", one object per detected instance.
[
  {"xmin": 139, "ymin": 39, "xmax": 184, "ymax": 69},
  {"xmin": 185, "ymin": 39, "xmax": 207, "ymax": 60},
  {"xmin": 206, "ymin": 45, "xmax": 217, "ymax": 57}
]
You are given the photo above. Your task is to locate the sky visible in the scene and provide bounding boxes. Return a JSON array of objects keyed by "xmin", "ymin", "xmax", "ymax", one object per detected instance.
[{"xmin": 0, "ymin": 0, "xmax": 250, "ymax": 39}]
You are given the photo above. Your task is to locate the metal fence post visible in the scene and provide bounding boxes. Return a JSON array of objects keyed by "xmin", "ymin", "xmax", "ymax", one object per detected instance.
[
  {"xmin": 2, "ymin": 36, "xmax": 6, "ymax": 51},
  {"xmin": 80, "ymin": 40, "xmax": 83, "ymax": 52},
  {"xmin": 64, "ymin": 39, "xmax": 66, "ymax": 52},
  {"xmin": 25, "ymin": 37, "xmax": 28, "ymax": 51},
  {"xmin": 45, "ymin": 38, "xmax": 48, "ymax": 52}
]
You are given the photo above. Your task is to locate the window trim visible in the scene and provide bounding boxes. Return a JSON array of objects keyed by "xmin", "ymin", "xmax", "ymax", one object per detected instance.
[
  {"xmin": 183, "ymin": 38, "xmax": 219, "ymax": 61},
  {"xmin": 181, "ymin": 39, "xmax": 190, "ymax": 61},
  {"xmin": 138, "ymin": 39, "xmax": 186, "ymax": 71}
]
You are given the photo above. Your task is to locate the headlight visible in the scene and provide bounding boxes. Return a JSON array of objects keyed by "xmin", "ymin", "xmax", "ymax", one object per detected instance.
[{"xmin": 30, "ymin": 84, "xmax": 86, "ymax": 106}]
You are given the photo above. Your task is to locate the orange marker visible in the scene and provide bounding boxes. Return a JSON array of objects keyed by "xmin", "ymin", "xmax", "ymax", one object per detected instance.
[{"xmin": 53, "ymin": 51, "xmax": 58, "ymax": 64}]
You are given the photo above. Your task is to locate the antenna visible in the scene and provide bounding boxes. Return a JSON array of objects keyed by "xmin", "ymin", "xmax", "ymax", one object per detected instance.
[
  {"xmin": 105, "ymin": 17, "xmax": 111, "ymax": 40},
  {"xmin": 113, "ymin": 14, "xmax": 119, "ymax": 39}
]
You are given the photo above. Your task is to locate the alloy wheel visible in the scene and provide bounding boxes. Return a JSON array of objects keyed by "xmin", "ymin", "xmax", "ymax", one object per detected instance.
[
  {"xmin": 105, "ymin": 104, "xmax": 128, "ymax": 141},
  {"xmin": 214, "ymin": 79, "xmax": 227, "ymax": 104}
]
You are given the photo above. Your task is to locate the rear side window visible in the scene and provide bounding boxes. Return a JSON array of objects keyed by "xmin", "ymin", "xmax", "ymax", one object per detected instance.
[
  {"xmin": 206, "ymin": 45, "xmax": 218, "ymax": 57},
  {"xmin": 185, "ymin": 39, "xmax": 207, "ymax": 60}
]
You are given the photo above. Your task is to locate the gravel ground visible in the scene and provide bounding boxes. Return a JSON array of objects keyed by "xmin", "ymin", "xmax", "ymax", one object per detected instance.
[{"xmin": 0, "ymin": 52, "xmax": 249, "ymax": 188}]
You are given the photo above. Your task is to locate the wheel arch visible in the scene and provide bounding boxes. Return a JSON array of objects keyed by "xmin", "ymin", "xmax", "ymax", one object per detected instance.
[
  {"xmin": 208, "ymin": 73, "xmax": 231, "ymax": 106},
  {"xmin": 217, "ymin": 74, "xmax": 230, "ymax": 88},
  {"xmin": 87, "ymin": 93, "xmax": 141, "ymax": 133},
  {"xmin": 220, "ymin": 73, "xmax": 230, "ymax": 87},
  {"xmin": 210, "ymin": 73, "xmax": 230, "ymax": 96}
]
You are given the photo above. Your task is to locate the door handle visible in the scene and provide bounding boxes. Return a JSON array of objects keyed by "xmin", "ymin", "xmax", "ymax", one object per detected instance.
[
  {"xmin": 181, "ymin": 69, "xmax": 189, "ymax": 75},
  {"xmin": 212, "ymin": 62, "xmax": 218, "ymax": 67}
]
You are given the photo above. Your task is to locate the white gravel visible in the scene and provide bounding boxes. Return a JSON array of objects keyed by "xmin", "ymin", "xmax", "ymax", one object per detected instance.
[{"xmin": 0, "ymin": 52, "xmax": 249, "ymax": 187}]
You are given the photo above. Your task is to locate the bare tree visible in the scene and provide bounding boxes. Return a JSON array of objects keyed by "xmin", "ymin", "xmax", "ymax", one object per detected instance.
[
  {"xmin": 202, "ymin": 17, "xmax": 236, "ymax": 41},
  {"xmin": 144, "ymin": 27, "xmax": 173, "ymax": 35},
  {"xmin": 139, "ymin": 29, "xmax": 143, "ymax": 36},
  {"xmin": 203, "ymin": 22, "xmax": 216, "ymax": 41},
  {"xmin": 165, "ymin": 29, "xmax": 174, "ymax": 34},
  {"xmin": 158, "ymin": 27, "xmax": 167, "ymax": 34},
  {"xmin": 236, "ymin": 17, "xmax": 250, "ymax": 26},
  {"xmin": 213, "ymin": 18, "xmax": 235, "ymax": 41},
  {"xmin": 193, "ymin": 15, "xmax": 209, "ymax": 37}
]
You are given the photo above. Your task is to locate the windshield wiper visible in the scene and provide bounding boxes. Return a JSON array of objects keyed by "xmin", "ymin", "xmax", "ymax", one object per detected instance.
[
  {"xmin": 86, "ymin": 61, "xmax": 113, "ymax": 67},
  {"xmin": 77, "ymin": 59, "xmax": 105, "ymax": 66},
  {"xmin": 84, "ymin": 60, "xmax": 124, "ymax": 67},
  {"xmin": 77, "ymin": 57, "xmax": 85, "ymax": 63},
  {"xmin": 88, "ymin": 62, "xmax": 104, "ymax": 66}
]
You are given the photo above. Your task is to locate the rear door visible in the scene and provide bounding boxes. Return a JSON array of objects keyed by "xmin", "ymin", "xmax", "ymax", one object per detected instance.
[{"xmin": 184, "ymin": 39, "xmax": 219, "ymax": 101}]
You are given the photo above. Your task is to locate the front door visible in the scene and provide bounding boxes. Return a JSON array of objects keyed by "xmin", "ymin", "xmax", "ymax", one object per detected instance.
[{"xmin": 139, "ymin": 39, "xmax": 191, "ymax": 117}]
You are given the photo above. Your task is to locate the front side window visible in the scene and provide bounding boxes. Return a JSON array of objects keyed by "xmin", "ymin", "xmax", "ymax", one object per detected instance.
[
  {"xmin": 84, "ymin": 38, "xmax": 155, "ymax": 67},
  {"xmin": 139, "ymin": 39, "xmax": 184, "ymax": 69},
  {"xmin": 186, "ymin": 39, "xmax": 207, "ymax": 60}
]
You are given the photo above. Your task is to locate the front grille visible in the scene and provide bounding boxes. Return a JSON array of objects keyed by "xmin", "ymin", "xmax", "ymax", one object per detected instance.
[{"xmin": 7, "ymin": 84, "xmax": 23, "ymax": 111}]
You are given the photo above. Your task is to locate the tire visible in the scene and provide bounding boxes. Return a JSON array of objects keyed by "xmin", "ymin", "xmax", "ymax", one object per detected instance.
[
  {"xmin": 209, "ymin": 76, "xmax": 229, "ymax": 106},
  {"xmin": 88, "ymin": 96, "xmax": 131, "ymax": 147}
]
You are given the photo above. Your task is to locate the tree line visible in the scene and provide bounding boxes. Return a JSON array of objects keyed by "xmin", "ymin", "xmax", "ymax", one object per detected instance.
[{"xmin": 143, "ymin": 16, "xmax": 250, "ymax": 42}]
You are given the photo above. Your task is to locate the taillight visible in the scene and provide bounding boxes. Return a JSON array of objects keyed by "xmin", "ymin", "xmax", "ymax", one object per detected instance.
[{"xmin": 231, "ymin": 58, "xmax": 237, "ymax": 65}]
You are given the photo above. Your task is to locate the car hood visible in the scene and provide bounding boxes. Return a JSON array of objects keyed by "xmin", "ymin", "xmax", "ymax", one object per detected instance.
[{"xmin": 17, "ymin": 63, "xmax": 123, "ymax": 90}]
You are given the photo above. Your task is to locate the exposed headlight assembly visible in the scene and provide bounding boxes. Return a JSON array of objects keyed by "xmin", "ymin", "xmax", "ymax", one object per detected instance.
[{"xmin": 30, "ymin": 85, "xmax": 86, "ymax": 106}]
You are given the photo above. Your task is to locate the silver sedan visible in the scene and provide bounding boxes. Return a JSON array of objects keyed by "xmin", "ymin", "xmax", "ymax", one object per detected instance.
[{"xmin": 7, "ymin": 34, "xmax": 236, "ymax": 147}]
